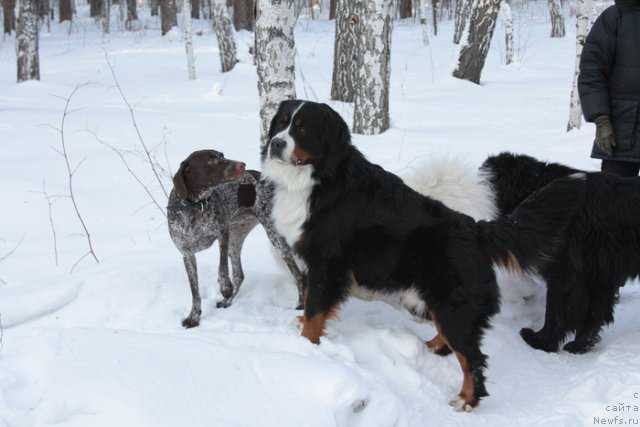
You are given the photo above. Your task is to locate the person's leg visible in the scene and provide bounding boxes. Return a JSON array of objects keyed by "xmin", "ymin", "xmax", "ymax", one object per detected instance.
[{"xmin": 601, "ymin": 160, "xmax": 640, "ymax": 177}]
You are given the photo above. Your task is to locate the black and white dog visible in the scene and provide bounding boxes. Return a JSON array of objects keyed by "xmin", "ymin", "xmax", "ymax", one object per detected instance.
[
  {"xmin": 481, "ymin": 152, "xmax": 640, "ymax": 354},
  {"xmin": 260, "ymin": 100, "xmax": 585, "ymax": 410}
]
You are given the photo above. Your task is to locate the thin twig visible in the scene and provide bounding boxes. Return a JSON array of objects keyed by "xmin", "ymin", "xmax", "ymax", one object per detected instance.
[
  {"xmin": 103, "ymin": 49, "xmax": 170, "ymax": 200},
  {"xmin": 70, "ymin": 251, "xmax": 92, "ymax": 273},
  {"xmin": 89, "ymin": 129, "xmax": 168, "ymax": 218},
  {"xmin": 0, "ymin": 234, "xmax": 25, "ymax": 263},
  {"xmin": 41, "ymin": 178, "xmax": 60, "ymax": 266},
  {"xmin": 57, "ymin": 82, "xmax": 100, "ymax": 266},
  {"xmin": 0, "ymin": 234, "xmax": 26, "ymax": 285}
]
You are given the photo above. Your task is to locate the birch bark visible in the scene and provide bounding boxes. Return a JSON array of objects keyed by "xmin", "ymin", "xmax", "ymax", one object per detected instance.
[
  {"xmin": 548, "ymin": 0, "xmax": 565, "ymax": 38},
  {"xmin": 567, "ymin": 0, "xmax": 592, "ymax": 131},
  {"xmin": 452, "ymin": 0, "xmax": 502, "ymax": 84},
  {"xmin": 255, "ymin": 0, "xmax": 296, "ymax": 150},
  {"xmin": 184, "ymin": 0, "xmax": 196, "ymax": 80},
  {"xmin": 16, "ymin": 0, "xmax": 40, "ymax": 82},
  {"xmin": 353, "ymin": 0, "xmax": 392, "ymax": 135},
  {"xmin": 330, "ymin": 0, "xmax": 362, "ymax": 102},
  {"xmin": 500, "ymin": 1, "xmax": 514, "ymax": 64},
  {"xmin": 212, "ymin": 0, "xmax": 238, "ymax": 73}
]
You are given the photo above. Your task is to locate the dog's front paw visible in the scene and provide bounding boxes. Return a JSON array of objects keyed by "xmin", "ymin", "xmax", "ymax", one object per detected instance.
[
  {"xmin": 216, "ymin": 299, "xmax": 232, "ymax": 309},
  {"xmin": 520, "ymin": 328, "xmax": 558, "ymax": 352}
]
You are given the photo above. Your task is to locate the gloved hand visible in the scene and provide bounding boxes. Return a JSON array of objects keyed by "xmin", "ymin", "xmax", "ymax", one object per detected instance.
[{"xmin": 595, "ymin": 115, "xmax": 616, "ymax": 156}]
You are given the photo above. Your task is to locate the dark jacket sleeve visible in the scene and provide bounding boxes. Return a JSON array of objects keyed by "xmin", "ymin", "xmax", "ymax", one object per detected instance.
[{"xmin": 578, "ymin": 7, "xmax": 618, "ymax": 122}]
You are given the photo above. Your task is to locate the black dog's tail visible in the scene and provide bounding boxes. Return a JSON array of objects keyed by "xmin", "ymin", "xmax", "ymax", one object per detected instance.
[{"xmin": 478, "ymin": 173, "xmax": 587, "ymax": 273}]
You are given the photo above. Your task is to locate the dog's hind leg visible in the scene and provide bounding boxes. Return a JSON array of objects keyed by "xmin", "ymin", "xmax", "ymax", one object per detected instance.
[
  {"xmin": 217, "ymin": 223, "xmax": 253, "ymax": 308},
  {"xmin": 216, "ymin": 230, "xmax": 234, "ymax": 308},
  {"xmin": 431, "ymin": 311, "xmax": 488, "ymax": 412},
  {"xmin": 520, "ymin": 273, "xmax": 566, "ymax": 352},
  {"xmin": 563, "ymin": 277, "xmax": 620, "ymax": 353},
  {"xmin": 182, "ymin": 253, "xmax": 202, "ymax": 328}
]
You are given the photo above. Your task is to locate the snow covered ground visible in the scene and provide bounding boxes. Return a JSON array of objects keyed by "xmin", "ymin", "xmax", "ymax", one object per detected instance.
[{"xmin": 1, "ymin": 4, "xmax": 639, "ymax": 426}]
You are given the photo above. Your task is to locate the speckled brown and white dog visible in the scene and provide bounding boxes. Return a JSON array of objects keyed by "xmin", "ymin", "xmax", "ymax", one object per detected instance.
[{"xmin": 168, "ymin": 149, "xmax": 304, "ymax": 328}]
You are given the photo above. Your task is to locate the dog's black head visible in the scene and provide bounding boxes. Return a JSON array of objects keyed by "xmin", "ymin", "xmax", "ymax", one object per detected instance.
[
  {"xmin": 173, "ymin": 149, "xmax": 246, "ymax": 200},
  {"xmin": 261, "ymin": 100, "xmax": 351, "ymax": 180},
  {"xmin": 481, "ymin": 151, "xmax": 582, "ymax": 214}
]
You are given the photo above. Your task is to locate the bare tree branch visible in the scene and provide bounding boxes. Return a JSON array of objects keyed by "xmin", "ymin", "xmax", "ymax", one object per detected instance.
[
  {"xmin": 89, "ymin": 129, "xmax": 168, "ymax": 218},
  {"xmin": 0, "ymin": 234, "xmax": 25, "ymax": 263},
  {"xmin": 41, "ymin": 178, "xmax": 59, "ymax": 266},
  {"xmin": 0, "ymin": 234, "xmax": 26, "ymax": 285},
  {"xmin": 56, "ymin": 82, "xmax": 100, "ymax": 266},
  {"xmin": 103, "ymin": 50, "xmax": 170, "ymax": 200}
]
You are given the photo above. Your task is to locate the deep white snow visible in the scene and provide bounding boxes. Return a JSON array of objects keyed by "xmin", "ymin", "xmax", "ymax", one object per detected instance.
[{"xmin": 1, "ymin": 3, "xmax": 639, "ymax": 426}]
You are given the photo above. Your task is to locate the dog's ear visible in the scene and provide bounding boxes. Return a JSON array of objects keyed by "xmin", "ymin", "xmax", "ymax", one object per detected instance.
[
  {"xmin": 321, "ymin": 103, "xmax": 350, "ymax": 147},
  {"xmin": 173, "ymin": 161, "xmax": 189, "ymax": 200},
  {"xmin": 318, "ymin": 103, "xmax": 351, "ymax": 177},
  {"xmin": 247, "ymin": 170, "xmax": 261, "ymax": 181}
]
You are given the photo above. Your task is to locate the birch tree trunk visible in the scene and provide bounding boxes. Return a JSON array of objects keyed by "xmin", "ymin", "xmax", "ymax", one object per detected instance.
[
  {"xmin": 500, "ymin": 1, "xmax": 514, "ymax": 64},
  {"xmin": 161, "ymin": 0, "xmax": 178, "ymax": 35},
  {"xmin": 453, "ymin": 0, "xmax": 471, "ymax": 44},
  {"xmin": 255, "ymin": 0, "xmax": 296, "ymax": 150},
  {"xmin": 452, "ymin": 0, "xmax": 502, "ymax": 84},
  {"xmin": 431, "ymin": 0, "xmax": 438, "ymax": 36},
  {"xmin": 419, "ymin": 0, "xmax": 429, "ymax": 45},
  {"xmin": 102, "ymin": 0, "xmax": 111, "ymax": 34},
  {"xmin": 212, "ymin": 0, "xmax": 238, "ymax": 72},
  {"xmin": 548, "ymin": 0, "xmax": 565, "ymax": 38},
  {"xmin": 330, "ymin": 0, "xmax": 362, "ymax": 102},
  {"xmin": 567, "ymin": 0, "xmax": 592, "ymax": 131},
  {"xmin": 353, "ymin": 0, "xmax": 392, "ymax": 135},
  {"xmin": 184, "ymin": 0, "xmax": 196, "ymax": 79},
  {"xmin": 16, "ymin": 0, "xmax": 40, "ymax": 82}
]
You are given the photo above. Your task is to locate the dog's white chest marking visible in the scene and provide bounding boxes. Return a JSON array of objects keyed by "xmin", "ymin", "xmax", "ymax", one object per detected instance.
[{"xmin": 263, "ymin": 161, "xmax": 315, "ymax": 249}]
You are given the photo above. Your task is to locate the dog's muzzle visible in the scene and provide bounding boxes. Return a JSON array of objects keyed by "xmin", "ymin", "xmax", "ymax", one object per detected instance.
[{"xmin": 269, "ymin": 137, "xmax": 287, "ymax": 161}]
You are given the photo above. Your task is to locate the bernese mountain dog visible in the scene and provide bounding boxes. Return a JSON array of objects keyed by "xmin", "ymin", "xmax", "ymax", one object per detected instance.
[
  {"xmin": 481, "ymin": 152, "xmax": 640, "ymax": 354},
  {"xmin": 261, "ymin": 100, "xmax": 586, "ymax": 411}
]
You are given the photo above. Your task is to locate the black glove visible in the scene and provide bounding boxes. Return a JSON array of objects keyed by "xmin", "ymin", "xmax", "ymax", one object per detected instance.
[{"xmin": 595, "ymin": 115, "xmax": 616, "ymax": 156}]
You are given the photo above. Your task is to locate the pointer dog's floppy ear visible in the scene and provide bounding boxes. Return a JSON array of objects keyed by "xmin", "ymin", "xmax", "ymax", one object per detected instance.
[{"xmin": 173, "ymin": 160, "xmax": 189, "ymax": 200}]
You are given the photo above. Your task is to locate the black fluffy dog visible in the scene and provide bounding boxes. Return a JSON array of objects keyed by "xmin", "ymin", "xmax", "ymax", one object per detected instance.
[
  {"xmin": 481, "ymin": 152, "xmax": 640, "ymax": 354},
  {"xmin": 261, "ymin": 100, "xmax": 586, "ymax": 410}
]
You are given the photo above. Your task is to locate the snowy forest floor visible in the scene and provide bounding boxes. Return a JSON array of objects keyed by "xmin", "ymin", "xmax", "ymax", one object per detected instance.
[{"xmin": 1, "ymin": 3, "xmax": 639, "ymax": 427}]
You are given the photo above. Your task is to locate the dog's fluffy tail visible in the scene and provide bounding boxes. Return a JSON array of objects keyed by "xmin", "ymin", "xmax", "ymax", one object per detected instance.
[
  {"xmin": 478, "ymin": 173, "xmax": 586, "ymax": 273},
  {"xmin": 401, "ymin": 155, "xmax": 497, "ymax": 221}
]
